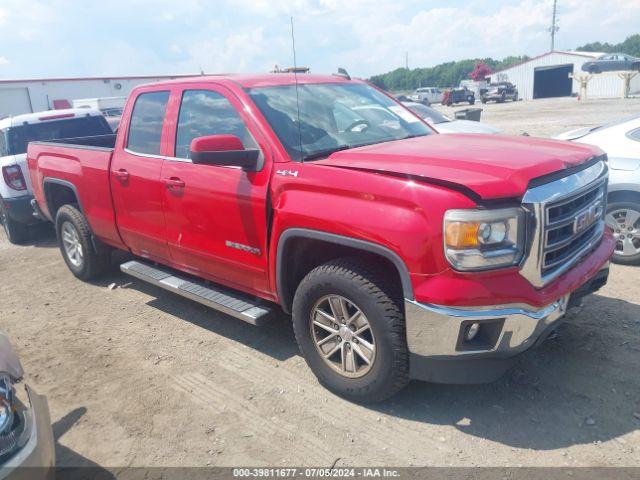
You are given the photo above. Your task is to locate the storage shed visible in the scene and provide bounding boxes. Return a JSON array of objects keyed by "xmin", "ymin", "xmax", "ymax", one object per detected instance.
[{"xmin": 487, "ymin": 51, "xmax": 640, "ymax": 100}]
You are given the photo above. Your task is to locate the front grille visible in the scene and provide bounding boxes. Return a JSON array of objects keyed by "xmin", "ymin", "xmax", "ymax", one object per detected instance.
[
  {"xmin": 541, "ymin": 180, "xmax": 606, "ymax": 277},
  {"xmin": 519, "ymin": 158, "xmax": 608, "ymax": 288}
]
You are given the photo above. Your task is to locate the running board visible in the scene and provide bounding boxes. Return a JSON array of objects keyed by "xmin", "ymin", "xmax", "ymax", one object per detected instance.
[{"xmin": 120, "ymin": 260, "xmax": 274, "ymax": 326}]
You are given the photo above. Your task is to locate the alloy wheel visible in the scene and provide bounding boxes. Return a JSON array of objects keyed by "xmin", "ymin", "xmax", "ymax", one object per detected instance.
[
  {"xmin": 310, "ymin": 295, "xmax": 376, "ymax": 379},
  {"xmin": 61, "ymin": 221, "xmax": 84, "ymax": 267},
  {"xmin": 606, "ymin": 208, "xmax": 640, "ymax": 257}
]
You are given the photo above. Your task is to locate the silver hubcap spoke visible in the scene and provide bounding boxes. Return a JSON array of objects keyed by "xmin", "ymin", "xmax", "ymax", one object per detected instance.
[
  {"xmin": 310, "ymin": 295, "xmax": 376, "ymax": 379},
  {"xmin": 608, "ymin": 208, "xmax": 640, "ymax": 257},
  {"xmin": 61, "ymin": 222, "xmax": 84, "ymax": 267}
]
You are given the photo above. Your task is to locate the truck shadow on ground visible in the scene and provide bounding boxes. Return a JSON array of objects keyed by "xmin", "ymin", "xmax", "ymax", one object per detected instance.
[
  {"xmin": 115, "ymin": 274, "xmax": 299, "ymax": 362},
  {"xmin": 371, "ymin": 294, "xmax": 640, "ymax": 450},
  {"xmin": 107, "ymin": 264, "xmax": 640, "ymax": 451}
]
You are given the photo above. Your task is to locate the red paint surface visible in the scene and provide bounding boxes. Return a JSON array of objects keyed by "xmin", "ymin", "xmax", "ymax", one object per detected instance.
[{"xmin": 28, "ymin": 74, "xmax": 613, "ymax": 308}]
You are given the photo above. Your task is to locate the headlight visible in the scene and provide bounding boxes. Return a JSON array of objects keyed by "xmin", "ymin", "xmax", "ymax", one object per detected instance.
[
  {"xmin": 0, "ymin": 372, "xmax": 33, "ymax": 461},
  {"xmin": 444, "ymin": 207, "xmax": 525, "ymax": 271},
  {"xmin": 0, "ymin": 374, "xmax": 13, "ymax": 435}
]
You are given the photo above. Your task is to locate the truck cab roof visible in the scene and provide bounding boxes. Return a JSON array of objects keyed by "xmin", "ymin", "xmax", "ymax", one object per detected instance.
[{"xmin": 135, "ymin": 73, "xmax": 356, "ymax": 91}]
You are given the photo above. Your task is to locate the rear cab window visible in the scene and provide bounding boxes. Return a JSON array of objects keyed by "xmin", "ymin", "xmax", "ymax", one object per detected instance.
[{"xmin": 126, "ymin": 91, "xmax": 170, "ymax": 155}]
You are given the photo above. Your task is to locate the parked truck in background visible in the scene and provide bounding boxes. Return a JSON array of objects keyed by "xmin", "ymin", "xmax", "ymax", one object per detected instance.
[
  {"xmin": 27, "ymin": 74, "xmax": 614, "ymax": 401},
  {"xmin": 72, "ymin": 97, "xmax": 126, "ymax": 131},
  {"xmin": 0, "ymin": 109, "xmax": 112, "ymax": 243}
]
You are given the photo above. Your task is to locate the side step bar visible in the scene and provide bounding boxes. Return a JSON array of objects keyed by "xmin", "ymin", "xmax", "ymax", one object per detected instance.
[{"xmin": 120, "ymin": 260, "xmax": 274, "ymax": 326}]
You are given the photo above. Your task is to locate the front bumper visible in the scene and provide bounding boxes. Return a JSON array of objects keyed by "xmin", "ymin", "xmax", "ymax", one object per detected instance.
[
  {"xmin": 1, "ymin": 196, "xmax": 39, "ymax": 226},
  {"xmin": 406, "ymin": 266, "xmax": 609, "ymax": 384},
  {"xmin": 0, "ymin": 386, "xmax": 55, "ymax": 480}
]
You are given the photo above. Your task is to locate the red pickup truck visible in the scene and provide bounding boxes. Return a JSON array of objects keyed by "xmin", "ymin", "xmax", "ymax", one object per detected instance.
[{"xmin": 28, "ymin": 74, "xmax": 614, "ymax": 401}]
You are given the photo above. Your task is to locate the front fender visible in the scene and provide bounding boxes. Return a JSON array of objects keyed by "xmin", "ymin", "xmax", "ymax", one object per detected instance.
[{"xmin": 268, "ymin": 162, "xmax": 477, "ymax": 306}]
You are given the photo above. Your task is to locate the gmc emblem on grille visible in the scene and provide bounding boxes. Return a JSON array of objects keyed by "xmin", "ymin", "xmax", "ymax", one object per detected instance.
[{"xmin": 573, "ymin": 203, "xmax": 602, "ymax": 234}]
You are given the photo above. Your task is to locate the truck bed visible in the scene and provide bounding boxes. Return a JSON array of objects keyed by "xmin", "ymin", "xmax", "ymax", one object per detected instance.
[{"xmin": 27, "ymin": 134, "xmax": 124, "ymax": 248}]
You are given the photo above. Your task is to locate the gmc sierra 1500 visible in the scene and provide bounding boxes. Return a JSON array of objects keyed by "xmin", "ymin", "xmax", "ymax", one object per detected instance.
[{"xmin": 27, "ymin": 74, "xmax": 614, "ymax": 401}]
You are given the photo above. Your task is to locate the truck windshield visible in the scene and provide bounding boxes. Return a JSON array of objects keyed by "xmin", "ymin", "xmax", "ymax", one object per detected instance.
[
  {"xmin": 6, "ymin": 116, "xmax": 112, "ymax": 155},
  {"xmin": 248, "ymin": 83, "xmax": 431, "ymax": 161}
]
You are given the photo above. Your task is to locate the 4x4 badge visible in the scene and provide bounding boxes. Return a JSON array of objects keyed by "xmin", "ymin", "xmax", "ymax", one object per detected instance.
[{"xmin": 276, "ymin": 170, "xmax": 299, "ymax": 177}]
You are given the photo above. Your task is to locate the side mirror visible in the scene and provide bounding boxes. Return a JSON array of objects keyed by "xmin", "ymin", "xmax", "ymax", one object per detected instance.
[{"xmin": 189, "ymin": 135, "xmax": 260, "ymax": 171}]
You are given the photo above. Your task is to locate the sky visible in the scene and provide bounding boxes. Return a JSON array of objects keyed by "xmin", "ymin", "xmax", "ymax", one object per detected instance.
[{"xmin": 0, "ymin": 0, "xmax": 639, "ymax": 80}]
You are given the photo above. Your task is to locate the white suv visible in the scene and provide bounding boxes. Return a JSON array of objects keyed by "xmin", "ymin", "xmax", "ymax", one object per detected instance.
[
  {"xmin": 0, "ymin": 109, "xmax": 112, "ymax": 243},
  {"xmin": 409, "ymin": 87, "xmax": 444, "ymax": 105}
]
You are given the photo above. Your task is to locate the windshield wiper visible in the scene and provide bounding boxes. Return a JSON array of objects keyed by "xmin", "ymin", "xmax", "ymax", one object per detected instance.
[{"xmin": 303, "ymin": 145, "xmax": 351, "ymax": 161}]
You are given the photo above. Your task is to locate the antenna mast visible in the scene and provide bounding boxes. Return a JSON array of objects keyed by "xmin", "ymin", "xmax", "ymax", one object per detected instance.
[
  {"xmin": 549, "ymin": 0, "xmax": 559, "ymax": 51},
  {"xmin": 290, "ymin": 17, "xmax": 304, "ymax": 161}
]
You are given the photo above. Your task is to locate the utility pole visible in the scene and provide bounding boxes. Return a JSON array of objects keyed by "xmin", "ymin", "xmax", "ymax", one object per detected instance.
[
  {"xmin": 549, "ymin": 0, "xmax": 559, "ymax": 51},
  {"xmin": 405, "ymin": 51, "xmax": 409, "ymax": 70}
]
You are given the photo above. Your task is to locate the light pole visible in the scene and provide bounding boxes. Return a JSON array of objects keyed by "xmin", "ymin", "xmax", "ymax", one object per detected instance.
[{"xmin": 548, "ymin": 0, "xmax": 559, "ymax": 51}]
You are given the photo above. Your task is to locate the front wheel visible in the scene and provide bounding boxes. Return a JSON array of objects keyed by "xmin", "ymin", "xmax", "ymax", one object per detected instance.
[
  {"xmin": 0, "ymin": 200, "xmax": 29, "ymax": 244},
  {"xmin": 606, "ymin": 201, "xmax": 640, "ymax": 265},
  {"xmin": 56, "ymin": 204, "xmax": 111, "ymax": 280},
  {"xmin": 292, "ymin": 259, "xmax": 409, "ymax": 402}
]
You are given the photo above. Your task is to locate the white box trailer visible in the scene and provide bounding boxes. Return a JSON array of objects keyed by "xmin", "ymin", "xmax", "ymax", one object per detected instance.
[{"xmin": 72, "ymin": 96, "xmax": 126, "ymax": 113}]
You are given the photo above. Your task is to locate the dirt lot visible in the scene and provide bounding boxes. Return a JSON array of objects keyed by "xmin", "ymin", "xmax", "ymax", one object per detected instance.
[{"xmin": 1, "ymin": 98, "xmax": 640, "ymax": 469}]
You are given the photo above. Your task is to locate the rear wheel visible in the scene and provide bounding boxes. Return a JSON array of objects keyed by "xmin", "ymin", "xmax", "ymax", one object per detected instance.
[
  {"xmin": 0, "ymin": 200, "xmax": 29, "ymax": 244},
  {"xmin": 467, "ymin": 95, "xmax": 475, "ymax": 105},
  {"xmin": 292, "ymin": 259, "xmax": 409, "ymax": 402},
  {"xmin": 56, "ymin": 204, "xmax": 110, "ymax": 279},
  {"xmin": 606, "ymin": 201, "xmax": 640, "ymax": 265}
]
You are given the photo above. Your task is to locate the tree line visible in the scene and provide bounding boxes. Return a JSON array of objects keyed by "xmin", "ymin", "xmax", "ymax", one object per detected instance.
[{"xmin": 369, "ymin": 33, "xmax": 640, "ymax": 92}]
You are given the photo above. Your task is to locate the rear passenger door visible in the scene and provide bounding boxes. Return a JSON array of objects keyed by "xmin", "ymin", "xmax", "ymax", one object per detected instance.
[
  {"xmin": 111, "ymin": 90, "xmax": 171, "ymax": 261},
  {"xmin": 160, "ymin": 85, "xmax": 273, "ymax": 297}
]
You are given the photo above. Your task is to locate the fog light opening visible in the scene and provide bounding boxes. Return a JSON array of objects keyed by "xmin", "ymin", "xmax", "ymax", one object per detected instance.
[{"xmin": 465, "ymin": 322, "xmax": 481, "ymax": 341}]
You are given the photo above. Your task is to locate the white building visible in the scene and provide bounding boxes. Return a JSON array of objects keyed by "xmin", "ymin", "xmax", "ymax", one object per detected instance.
[
  {"xmin": 0, "ymin": 74, "xmax": 197, "ymax": 118},
  {"xmin": 487, "ymin": 51, "xmax": 640, "ymax": 100}
]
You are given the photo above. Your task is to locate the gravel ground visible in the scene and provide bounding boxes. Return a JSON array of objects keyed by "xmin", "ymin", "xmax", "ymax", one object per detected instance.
[{"xmin": 1, "ymin": 98, "xmax": 640, "ymax": 469}]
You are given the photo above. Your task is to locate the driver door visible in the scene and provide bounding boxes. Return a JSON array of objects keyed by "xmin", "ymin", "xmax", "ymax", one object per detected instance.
[{"xmin": 161, "ymin": 85, "xmax": 273, "ymax": 297}]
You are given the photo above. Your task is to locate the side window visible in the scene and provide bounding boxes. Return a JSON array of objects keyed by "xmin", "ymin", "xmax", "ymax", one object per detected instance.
[
  {"xmin": 126, "ymin": 91, "xmax": 170, "ymax": 155},
  {"xmin": 175, "ymin": 90, "xmax": 257, "ymax": 159},
  {"xmin": 628, "ymin": 128, "xmax": 640, "ymax": 142}
]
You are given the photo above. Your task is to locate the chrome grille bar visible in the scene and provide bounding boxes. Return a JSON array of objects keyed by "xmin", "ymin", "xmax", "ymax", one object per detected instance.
[{"xmin": 520, "ymin": 159, "xmax": 608, "ymax": 288}]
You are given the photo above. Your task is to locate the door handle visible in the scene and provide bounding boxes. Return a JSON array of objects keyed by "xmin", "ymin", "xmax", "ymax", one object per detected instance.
[
  {"xmin": 114, "ymin": 169, "xmax": 129, "ymax": 180},
  {"xmin": 163, "ymin": 177, "xmax": 185, "ymax": 189}
]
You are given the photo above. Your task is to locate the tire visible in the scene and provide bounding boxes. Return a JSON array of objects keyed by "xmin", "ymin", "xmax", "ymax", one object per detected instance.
[
  {"xmin": 467, "ymin": 96, "xmax": 475, "ymax": 105},
  {"xmin": 55, "ymin": 204, "xmax": 110, "ymax": 280},
  {"xmin": 0, "ymin": 199, "xmax": 29, "ymax": 244},
  {"xmin": 606, "ymin": 201, "xmax": 640, "ymax": 265},
  {"xmin": 481, "ymin": 98, "xmax": 487, "ymax": 104},
  {"xmin": 292, "ymin": 258, "xmax": 409, "ymax": 403},
  {"xmin": 499, "ymin": 92, "xmax": 506, "ymax": 103}
]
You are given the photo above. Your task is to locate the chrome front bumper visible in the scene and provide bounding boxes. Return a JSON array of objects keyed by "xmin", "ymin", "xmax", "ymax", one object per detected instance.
[
  {"xmin": 404, "ymin": 264, "xmax": 610, "ymax": 384},
  {"xmin": 405, "ymin": 295, "xmax": 569, "ymax": 358}
]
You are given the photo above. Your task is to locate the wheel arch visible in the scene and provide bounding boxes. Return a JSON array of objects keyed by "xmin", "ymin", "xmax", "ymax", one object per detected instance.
[
  {"xmin": 608, "ymin": 189, "xmax": 640, "ymax": 206},
  {"xmin": 43, "ymin": 177, "xmax": 84, "ymax": 220},
  {"xmin": 276, "ymin": 228, "xmax": 414, "ymax": 314}
]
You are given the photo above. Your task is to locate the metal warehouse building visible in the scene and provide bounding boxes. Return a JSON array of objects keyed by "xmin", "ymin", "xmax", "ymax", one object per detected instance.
[
  {"xmin": 488, "ymin": 51, "xmax": 640, "ymax": 100},
  {"xmin": 0, "ymin": 74, "xmax": 195, "ymax": 118}
]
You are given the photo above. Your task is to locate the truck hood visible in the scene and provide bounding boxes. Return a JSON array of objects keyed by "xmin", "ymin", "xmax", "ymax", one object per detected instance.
[
  {"xmin": 314, "ymin": 134, "xmax": 602, "ymax": 200},
  {"xmin": 0, "ymin": 333, "xmax": 24, "ymax": 380}
]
